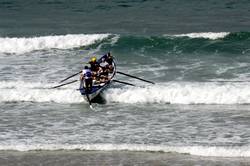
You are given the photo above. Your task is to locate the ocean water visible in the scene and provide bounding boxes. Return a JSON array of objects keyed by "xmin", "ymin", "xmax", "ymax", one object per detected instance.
[{"xmin": 1, "ymin": 0, "xmax": 250, "ymax": 165}]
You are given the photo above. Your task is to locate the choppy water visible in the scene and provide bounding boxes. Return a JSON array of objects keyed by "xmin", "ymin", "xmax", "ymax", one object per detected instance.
[{"xmin": 1, "ymin": 1, "xmax": 250, "ymax": 162}]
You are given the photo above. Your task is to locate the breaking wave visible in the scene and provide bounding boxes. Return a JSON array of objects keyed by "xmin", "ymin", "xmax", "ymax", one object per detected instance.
[
  {"xmin": 1, "ymin": 143, "xmax": 250, "ymax": 157},
  {"xmin": 105, "ymin": 82, "xmax": 250, "ymax": 104},
  {"xmin": 110, "ymin": 32, "xmax": 250, "ymax": 55},
  {"xmin": 1, "ymin": 81, "xmax": 250, "ymax": 105},
  {"xmin": 0, "ymin": 34, "xmax": 111, "ymax": 54},
  {"xmin": 0, "ymin": 81, "xmax": 84, "ymax": 103},
  {"xmin": 172, "ymin": 32, "xmax": 230, "ymax": 40},
  {"xmin": 1, "ymin": 32, "xmax": 250, "ymax": 55}
]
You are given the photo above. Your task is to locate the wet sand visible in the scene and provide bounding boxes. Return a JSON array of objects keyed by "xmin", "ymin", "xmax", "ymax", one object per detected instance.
[{"xmin": 0, "ymin": 150, "xmax": 250, "ymax": 166}]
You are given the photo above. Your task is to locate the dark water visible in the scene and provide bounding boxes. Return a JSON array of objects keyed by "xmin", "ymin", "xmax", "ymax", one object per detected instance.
[
  {"xmin": 1, "ymin": 0, "xmax": 250, "ymax": 36},
  {"xmin": 1, "ymin": 0, "xmax": 250, "ymax": 165}
]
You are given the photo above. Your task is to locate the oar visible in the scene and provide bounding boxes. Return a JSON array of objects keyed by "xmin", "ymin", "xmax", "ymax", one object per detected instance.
[
  {"xmin": 117, "ymin": 71, "xmax": 155, "ymax": 84},
  {"xmin": 76, "ymin": 85, "xmax": 93, "ymax": 108},
  {"xmin": 51, "ymin": 80, "xmax": 78, "ymax": 89},
  {"xmin": 85, "ymin": 93, "xmax": 93, "ymax": 109},
  {"xmin": 113, "ymin": 80, "xmax": 135, "ymax": 86},
  {"xmin": 59, "ymin": 71, "xmax": 81, "ymax": 83}
]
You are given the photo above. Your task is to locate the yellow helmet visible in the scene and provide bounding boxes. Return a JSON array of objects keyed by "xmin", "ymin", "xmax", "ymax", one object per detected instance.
[{"xmin": 90, "ymin": 57, "xmax": 96, "ymax": 62}]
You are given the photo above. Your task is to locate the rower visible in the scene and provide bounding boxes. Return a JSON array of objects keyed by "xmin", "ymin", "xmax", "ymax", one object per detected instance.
[
  {"xmin": 106, "ymin": 52, "xmax": 113, "ymax": 65},
  {"xmin": 99, "ymin": 52, "xmax": 114, "ymax": 73},
  {"xmin": 80, "ymin": 66, "xmax": 93, "ymax": 93},
  {"xmin": 100, "ymin": 57, "xmax": 109, "ymax": 68},
  {"xmin": 89, "ymin": 56, "xmax": 103, "ymax": 75},
  {"xmin": 106, "ymin": 52, "xmax": 114, "ymax": 72}
]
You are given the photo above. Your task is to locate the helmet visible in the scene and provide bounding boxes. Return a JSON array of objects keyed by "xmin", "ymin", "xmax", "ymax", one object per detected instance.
[{"xmin": 90, "ymin": 57, "xmax": 97, "ymax": 62}]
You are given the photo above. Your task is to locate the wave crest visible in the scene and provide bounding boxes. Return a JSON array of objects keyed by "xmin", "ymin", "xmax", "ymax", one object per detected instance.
[
  {"xmin": 0, "ymin": 34, "xmax": 110, "ymax": 54},
  {"xmin": 105, "ymin": 82, "xmax": 250, "ymax": 104},
  {"xmin": 172, "ymin": 32, "xmax": 229, "ymax": 40},
  {"xmin": 1, "ymin": 81, "xmax": 250, "ymax": 105},
  {"xmin": 0, "ymin": 81, "xmax": 84, "ymax": 103}
]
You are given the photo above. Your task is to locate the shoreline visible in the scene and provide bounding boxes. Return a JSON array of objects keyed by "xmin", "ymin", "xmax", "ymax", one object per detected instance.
[{"xmin": 0, "ymin": 150, "xmax": 250, "ymax": 166}]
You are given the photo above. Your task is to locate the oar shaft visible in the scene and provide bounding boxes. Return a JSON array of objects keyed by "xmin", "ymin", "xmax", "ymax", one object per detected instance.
[
  {"xmin": 86, "ymin": 94, "xmax": 92, "ymax": 106},
  {"xmin": 51, "ymin": 80, "xmax": 78, "ymax": 89},
  {"xmin": 59, "ymin": 71, "xmax": 81, "ymax": 83},
  {"xmin": 113, "ymin": 80, "xmax": 135, "ymax": 86},
  {"xmin": 117, "ymin": 71, "xmax": 155, "ymax": 84}
]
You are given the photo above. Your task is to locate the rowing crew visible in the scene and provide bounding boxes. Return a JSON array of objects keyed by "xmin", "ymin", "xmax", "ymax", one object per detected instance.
[{"xmin": 80, "ymin": 52, "xmax": 114, "ymax": 93}]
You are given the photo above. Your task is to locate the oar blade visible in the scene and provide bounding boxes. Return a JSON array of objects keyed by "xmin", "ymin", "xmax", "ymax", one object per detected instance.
[{"xmin": 85, "ymin": 93, "xmax": 93, "ymax": 109}]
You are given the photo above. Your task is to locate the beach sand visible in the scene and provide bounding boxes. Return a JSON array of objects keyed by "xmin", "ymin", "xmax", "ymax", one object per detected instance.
[{"xmin": 0, "ymin": 150, "xmax": 250, "ymax": 166}]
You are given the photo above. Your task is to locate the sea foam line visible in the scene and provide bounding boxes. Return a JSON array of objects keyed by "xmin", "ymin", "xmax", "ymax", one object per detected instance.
[
  {"xmin": 0, "ymin": 81, "xmax": 84, "ymax": 103},
  {"xmin": 105, "ymin": 82, "xmax": 250, "ymax": 105},
  {"xmin": 171, "ymin": 32, "xmax": 230, "ymax": 40},
  {"xmin": 1, "ymin": 144, "xmax": 250, "ymax": 157},
  {"xmin": 1, "ymin": 81, "xmax": 250, "ymax": 104},
  {"xmin": 0, "ymin": 34, "xmax": 111, "ymax": 54}
]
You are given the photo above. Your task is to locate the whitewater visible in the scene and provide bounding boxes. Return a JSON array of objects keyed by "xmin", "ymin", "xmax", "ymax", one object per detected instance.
[
  {"xmin": 0, "ymin": 34, "xmax": 111, "ymax": 54},
  {"xmin": 172, "ymin": 32, "xmax": 230, "ymax": 40},
  {"xmin": 1, "ymin": 80, "xmax": 250, "ymax": 105},
  {"xmin": 1, "ymin": 144, "xmax": 250, "ymax": 157},
  {"xmin": 1, "ymin": 1, "xmax": 250, "ymax": 165},
  {"xmin": 1, "ymin": 31, "xmax": 250, "ymax": 162}
]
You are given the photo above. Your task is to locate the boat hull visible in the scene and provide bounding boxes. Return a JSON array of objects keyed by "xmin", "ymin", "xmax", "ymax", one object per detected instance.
[
  {"xmin": 82, "ymin": 82, "xmax": 111, "ymax": 101},
  {"xmin": 79, "ymin": 54, "xmax": 116, "ymax": 102}
]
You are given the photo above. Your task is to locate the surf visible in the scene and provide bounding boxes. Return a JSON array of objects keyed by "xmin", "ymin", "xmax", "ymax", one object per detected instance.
[
  {"xmin": 0, "ymin": 34, "xmax": 111, "ymax": 54},
  {"xmin": 1, "ymin": 32, "xmax": 250, "ymax": 55},
  {"xmin": 105, "ymin": 81, "xmax": 250, "ymax": 105},
  {"xmin": 2, "ymin": 81, "xmax": 250, "ymax": 105},
  {"xmin": 1, "ymin": 143, "xmax": 250, "ymax": 157}
]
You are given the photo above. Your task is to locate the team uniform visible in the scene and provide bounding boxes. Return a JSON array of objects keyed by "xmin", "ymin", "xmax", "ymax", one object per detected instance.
[{"xmin": 81, "ymin": 68, "xmax": 92, "ymax": 93}]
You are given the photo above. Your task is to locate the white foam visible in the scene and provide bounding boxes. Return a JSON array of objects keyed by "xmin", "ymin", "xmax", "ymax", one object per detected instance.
[
  {"xmin": 0, "ymin": 34, "xmax": 110, "ymax": 54},
  {"xmin": 1, "ymin": 143, "xmax": 250, "ymax": 157},
  {"xmin": 106, "ymin": 82, "xmax": 250, "ymax": 104},
  {"xmin": 2, "ymin": 81, "xmax": 250, "ymax": 104},
  {"xmin": 172, "ymin": 32, "xmax": 229, "ymax": 40},
  {"xmin": 0, "ymin": 81, "xmax": 84, "ymax": 103}
]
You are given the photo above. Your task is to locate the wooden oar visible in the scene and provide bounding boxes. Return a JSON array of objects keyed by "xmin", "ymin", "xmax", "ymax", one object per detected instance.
[
  {"xmin": 117, "ymin": 71, "xmax": 155, "ymax": 84},
  {"xmin": 59, "ymin": 71, "xmax": 81, "ymax": 83},
  {"xmin": 113, "ymin": 80, "xmax": 135, "ymax": 86},
  {"xmin": 51, "ymin": 80, "xmax": 78, "ymax": 89}
]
